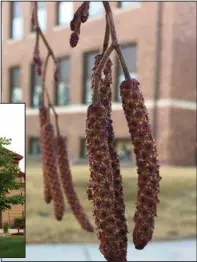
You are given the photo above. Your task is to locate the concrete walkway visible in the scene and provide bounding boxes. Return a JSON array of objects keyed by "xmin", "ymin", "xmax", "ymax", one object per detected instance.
[{"xmin": 1, "ymin": 239, "xmax": 196, "ymax": 261}]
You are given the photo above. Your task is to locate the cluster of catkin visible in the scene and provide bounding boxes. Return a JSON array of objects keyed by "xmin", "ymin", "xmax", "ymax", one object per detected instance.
[
  {"xmin": 85, "ymin": 54, "xmax": 161, "ymax": 260},
  {"xmin": 85, "ymin": 56, "xmax": 128, "ymax": 262},
  {"xmin": 39, "ymin": 105, "xmax": 93, "ymax": 231}
]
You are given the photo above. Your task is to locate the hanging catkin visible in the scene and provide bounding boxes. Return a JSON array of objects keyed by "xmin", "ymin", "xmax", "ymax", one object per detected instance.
[
  {"xmin": 86, "ymin": 53, "xmax": 103, "ymax": 201},
  {"xmin": 120, "ymin": 78, "xmax": 161, "ymax": 250},
  {"xmin": 42, "ymin": 122, "xmax": 65, "ymax": 220},
  {"xmin": 56, "ymin": 135, "xmax": 94, "ymax": 232},
  {"xmin": 85, "ymin": 104, "xmax": 126, "ymax": 262},
  {"xmin": 100, "ymin": 58, "xmax": 128, "ymax": 259},
  {"xmin": 39, "ymin": 106, "xmax": 52, "ymax": 204}
]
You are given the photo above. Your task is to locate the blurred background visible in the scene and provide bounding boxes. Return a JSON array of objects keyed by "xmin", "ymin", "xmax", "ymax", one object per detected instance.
[{"xmin": 2, "ymin": 1, "xmax": 196, "ymax": 261}]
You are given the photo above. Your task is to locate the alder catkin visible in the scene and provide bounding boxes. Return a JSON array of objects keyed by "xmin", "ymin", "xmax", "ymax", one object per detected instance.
[
  {"xmin": 39, "ymin": 106, "xmax": 52, "ymax": 204},
  {"xmin": 86, "ymin": 53, "xmax": 103, "ymax": 201},
  {"xmin": 56, "ymin": 135, "xmax": 94, "ymax": 232},
  {"xmin": 42, "ymin": 123, "xmax": 65, "ymax": 220},
  {"xmin": 100, "ymin": 58, "xmax": 128, "ymax": 259},
  {"xmin": 120, "ymin": 78, "xmax": 161, "ymax": 250},
  {"xmin": 85, "ymin": 104, "xmax": 126, "ymax": 262}
]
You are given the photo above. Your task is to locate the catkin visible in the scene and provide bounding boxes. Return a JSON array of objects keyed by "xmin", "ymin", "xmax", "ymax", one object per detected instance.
[
  {"xmin": 86, "ymin": 104, "xmax": 125, "ymax": 262},
  {"xmin": 56, "ymin": 135, "xmax": 94, "ymax": 232},
  {"xmin": 42, "ymin": 123, "xmax": 65, "ymax": 220},
  {"xmin": 39, "ymin": 106, "xmax": 52, "ymax": 204},
  {"xmin": 120, "ymin": 78, "xmax": 161, "ymax": 250},
  {"xmin": 100, "ymin": 59, "xmax": 128, "ymax": 259},
  {"xmin": 86, "ymin": 53, "xmax": 103, "ymax": 200}
]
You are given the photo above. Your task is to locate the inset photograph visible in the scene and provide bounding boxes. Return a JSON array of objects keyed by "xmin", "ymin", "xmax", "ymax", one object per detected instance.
[{"xmin": 0, "ymin": 104, "xmax": 25, "ymax": 258}]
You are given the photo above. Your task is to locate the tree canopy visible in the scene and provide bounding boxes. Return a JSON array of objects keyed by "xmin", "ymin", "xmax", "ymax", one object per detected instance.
[{"xmin": 0, "ymin": 137, "xmax": 25, "ymax": 212}]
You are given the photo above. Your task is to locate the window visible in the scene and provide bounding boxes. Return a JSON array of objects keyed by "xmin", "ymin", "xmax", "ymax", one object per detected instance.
[
  {"xmin": 116, "ymin": 44, "xmax": 137, "ymax": 102},
  {"xmin": 31, "ymin": 64, "xmax": 42, "ymax": 108},
  {"xmin": 116, "ymin": 139, "xmax": 133, "ymax": 161},
  {"xmin": 89, "ymin": 2, "xmax": 103, "ymax": 18},
  {"xmin": 83, "ymin": 50, "xmax": 98, "ymax": 104},
  {"xmin": 29, "ymin": 137, "xmax": 40, "ymax": 155},
  {"xmin": 32, "ymin": 2, "xmax": 47, "ymax": 32},
  {"xmin": 80, "ymin": 139, "xmax": 87, "ymax": 159},
  {"xmin": 118, "ymin": 2, "xmax": 141, "ymax": 8},
  {"xmin": 56, "ymin": 2, "xmax": 73, "ymax": 26},
  {"xmin": 55, "ymin": 57, "xmax": 70, "ymax": 106},
  {"xmin": 9, "ymin": 67, "xmax": 22, "ymax": 103},
  {"xmin": 10, "ymin": 2, "xmax": 23, "ymax": 40}
]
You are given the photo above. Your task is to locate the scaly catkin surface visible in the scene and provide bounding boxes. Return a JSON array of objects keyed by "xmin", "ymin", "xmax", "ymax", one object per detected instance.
[
  {"xmin": 39, "ymin": 106, "xmax": 52, "ymax": 204},
  {"xmin": 85, "ymin": 104, "xmax": 126, "ymax": 262},
  {"xmin": 120, "ymin": 78, "xmax": 161, "ymax": 250},
  {"xmin": 100, "ymin": 58, "xmax": 128, "ymax": 259},
  {"xmin": 56, "ymin": 135, "xmax": 94, "ymax": 232},
  {"xmin": 42, "ymin": 123, "xmax": 65, "ymax": 220},
  {"xmin": 86, "ymin": 54, "xmax": 103, "ymax": 201}
]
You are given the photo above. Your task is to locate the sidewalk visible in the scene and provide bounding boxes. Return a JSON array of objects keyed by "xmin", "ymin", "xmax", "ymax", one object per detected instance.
[
  {"xmin": 1, "ymin": 239, "xmax": 196, "ymax": 261},
  {"xmin": 0, "ymin": 229, "xmax": 18, "ymax": 234}
]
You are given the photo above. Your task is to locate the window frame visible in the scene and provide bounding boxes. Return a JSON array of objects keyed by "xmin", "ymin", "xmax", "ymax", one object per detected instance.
[
  {"xmin": 55, "ymin": 56, "xmax": 70, "ymax": 106},
  {"xmin": 30, "ymin": 64, "xmax": 42, "ymax": 108},
  {"xmin": 10, "ymin": 2, "xmax": 23, "ymax": 40},
  {"xmin": 9, "ymin": 66, "xmax": 21, "ymax": 103},
  {"xmin": 29, "ymin": 137, "xmax": 41, "ymax": 155},
  {"xmin": 56, "ymin": 2, "xmax": 73, "ymax": 26}
]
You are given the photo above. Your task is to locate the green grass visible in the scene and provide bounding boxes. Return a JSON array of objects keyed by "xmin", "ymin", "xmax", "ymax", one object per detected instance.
[
  {"xmin": 26, "ymin": 164, "xmax": 196, "ymax": 244},
  {"xmin": 0, "ymin": 236, "xmax": 25, "ymax": 258}
]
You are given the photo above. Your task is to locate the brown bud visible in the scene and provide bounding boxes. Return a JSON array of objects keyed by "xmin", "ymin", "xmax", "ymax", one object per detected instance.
[{"xmin": 70, "ymin": 32, "xmax": 79, "ymax": 48}]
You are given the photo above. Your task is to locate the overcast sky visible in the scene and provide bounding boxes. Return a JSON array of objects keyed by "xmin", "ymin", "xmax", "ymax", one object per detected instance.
[{"xmin": 0, "ymin": 104, "xmax": 25, "ymax": 172}]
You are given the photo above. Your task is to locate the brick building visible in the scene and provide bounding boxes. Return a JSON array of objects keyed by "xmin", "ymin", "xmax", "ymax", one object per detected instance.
[
  {"xmin": 0, "ymin": 148, "xmax": 25, "ymax": 228},
  {"xmin": 2, "ymin": 1, "xmax": 196, "ymax": 166}
]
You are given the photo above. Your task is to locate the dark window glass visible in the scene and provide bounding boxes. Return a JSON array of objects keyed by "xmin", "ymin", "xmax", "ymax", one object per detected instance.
[
  {"xmin": 31, "ymin": 64, "xmax": 42, "ymax": 108},
  {"xmin": 10, "ymin": 2, "xmax": 23, "ymax": 39},
  {"xmin": 29, "ymin": 137, "xmax": 40, "ymax": 155},
  {"xmin": 80, "ymin": 139, "xmax": 87, "ymax": 159},
  {"xmin": 9, "ymin": 67, "xmax": 22, "ymax": 103},
  {"xmin": 118, "ymin": 2, "xmax": 141, "ymax": 8},
  {"xmin": 56, "ymin": 2, "xmax": 73, "ymax": 25},
  {"xmin": 83, "ymin": 51, "xmax": 98, "ymax": 104},
  {"xmin": 116, "ymin": 44, "xmax": 137, "ymax": 102},
  {"xmin": 55, "ymin": 57, "xmax": 70, "ymax": 106}
]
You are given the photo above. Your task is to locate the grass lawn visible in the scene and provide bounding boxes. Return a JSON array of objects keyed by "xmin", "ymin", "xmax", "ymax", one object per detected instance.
[
  {"xmin": 26, "ymin": 164, "xmax": 196, "ymax": 244},
  {"xmin": 0, "ymin": 236, "xmax": 25, "ymax": 258}
]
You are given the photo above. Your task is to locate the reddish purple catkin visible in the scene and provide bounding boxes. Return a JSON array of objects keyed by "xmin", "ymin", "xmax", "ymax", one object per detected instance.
[
  {"xmin": 39, "ymin": 106, "xmax": 52, "ymax": 204},
  {"xmin": 120, "ymin": 78, "xmax": 161, "ymax": 250},
  {"xmin": 56, "ymin": 135, "xmax": 94, "ymax": 232},
  {"xmin": 86, "ymin": 53, "xmax": 103, "ymax": 200},
  {"xmin": 42, "ymin": 123, "xmax": 65, "ymax": 220},
  {"xmin": 100, "ymin": 58, "xmax": 128, "ymax": 259},
  {"xmin": 85, "ymin": 104, "xmax": 126, "ymax": 262}
]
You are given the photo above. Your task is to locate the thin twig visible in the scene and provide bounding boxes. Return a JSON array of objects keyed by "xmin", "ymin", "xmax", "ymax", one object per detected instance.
[
  {"xmin": 102, "ymin": 2, "xmax": 130, "ymax": 79},
  {"xmin": 102, "ymin": 15, "xmax": 110, "ymax": 55},
  {"xmin": 93, "ymin": 44, "xmax": 114, "ymax": 104},
  {"xmin": 32, "ymin": 2, "xmax": 57, "ymax": 65},
  {"xmin": 44, "ymin": 87, "xmax": 60, "ymax": 137}
]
